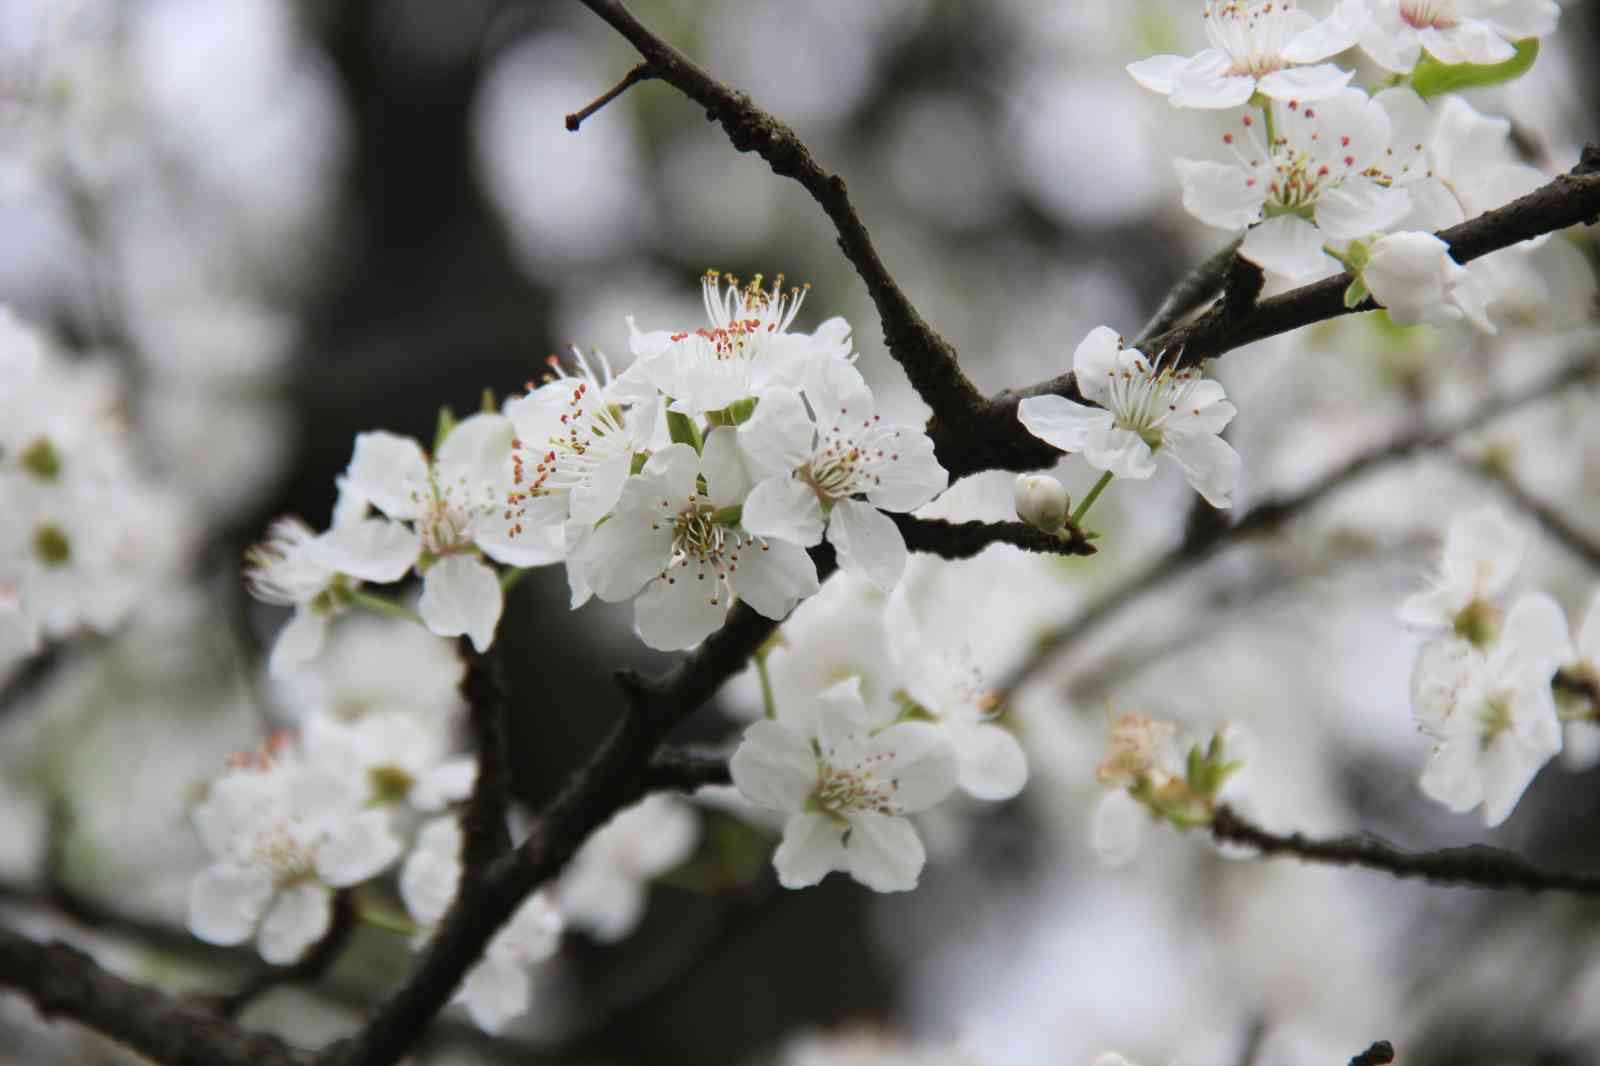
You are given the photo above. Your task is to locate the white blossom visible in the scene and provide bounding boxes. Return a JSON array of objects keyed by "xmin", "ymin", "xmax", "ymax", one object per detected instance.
[
  {"xmin": 1013, "ymin": 473, "xmax": 1070, "ymax": 533},
  {"xmin": 581, "ymin": 433, "xmax": 819, "ymax": 651},
  {"xmin": 1298, "ymin": 0, "xmax": 1561, "ymax": 74},
  {"xmin": 1559, "ymin": 588, "xmax": 1600, "ymax": 771},
  {"xmin": 331, "ymin": 414, "xmax": 534, "ymax": 650},
  {"xmin": 269, "ymin": 613, "xmax": 465, "ymax": 725},
  {"xmin": 1411, "ymin": 594, "xmax": 1572, "ymax": 826},
  {"xmin": 1127, "ymin": 0, "xmax": 1357, "ymax": 110},
  {"xmin": 620, "ymin": 271, "xmax": 854, "ymax": 417},
  {"xmin": 1362, "ymin": 230, "xmax": 1493, "ymax": 331},
  {"xmin": 739, "ymin": 361, "xmax": 948, "ymax": 590},
  {"xmin": 1176, "ymin": 88, "xmax": 1412, "ymax": 278},
  {"xmin": 1017, "ymin": 326, "xmax": 1241, "ymax": 508},
  {"xmin": 188, "ymin": 735, "xmax": 403, "ymax": 964},
  {"xmin": 400, "ymin": 817, "xmax": 563, "ymax": 1033},
  {"xmin": 1397, "ymin": 506, "xmax": 1524, "ymax": 645},
  {"xmin": 731, "ymin": 680, "xmax": 958, "ymax": 892},
  {"xmin": 303, "ymin": 711, "xmax": 476, "ymax": 815},
  {"xmin": 555, "ymin": 794, "xmax": 700, "ymax": 942}
]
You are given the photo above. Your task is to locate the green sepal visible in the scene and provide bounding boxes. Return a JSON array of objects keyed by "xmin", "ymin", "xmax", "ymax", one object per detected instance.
[
  {"xmin": 480, "ymin": 387, "xmax": 497, "ymax": 414},
  {"xmin": 630, "ymin": 451, "xmax": 649, "ymax": 475},
  {"xmin": 433, "ymin": 406, "xmax": 458, "ymax": 453},
  {"xmin": 1411, "ymin": 38, "xmax": 1539, "ymax": 98},
  {"xmin": 712, "ymin": 505, "xmax": 743, "ymax": 527},
  {"xmin": 1343, "ymin": 277, "xmax": 1370, "ymax": 309},
  {"xmin": 666, "ymin": 410, "xmax": 704, "ymax": 452}
]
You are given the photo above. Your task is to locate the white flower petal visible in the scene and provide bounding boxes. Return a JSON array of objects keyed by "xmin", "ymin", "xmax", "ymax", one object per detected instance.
[
  {"xmin": 268, "ymin": 607, "xmax": 329, "ymax": 679},
  {"xmin": 1175, "ymin": 159, "xmax": 1265, "ymax": 231},
  {"xmin": 634, "ymin": 572, "xmax": 728, "ymax": 651},
  {"xmin": 731, "ymin": 536, "xmax": 820, "ymax": 620},
  {"xmin": 316, "ymin": 808, "xmax": 403, "ymax": 886},
  {"xmin": 188, "ymin": 865, "xmax": 275, "ymax": 946},
  {"xmin": 738, "ymin": 387, "xmax": 816, "ymax": 478},
  {"xmin": 773, "ymin": 812, "xmax": 847, "ymax": 888},
  {"xmin": 731, "ymin": 720, "xmax": 818, "ymax": 812},
  {"xmin": 1091, "ymin": 790, "xmax": 1145, "ymax": 868},
  {"xmin": 1082, "ymin": 424, "xmax": 1158, "ymax": 481},
  {"xmin": 419, "ymin": 556, "xmax": 504, "ymax": 652},
  {"xmin": 1240, "ymin": 215, "xmax": 1334, "ymax": 279},
  {"xmin": 309, "ymin": 518, "xmax": 420, "ymax": 583},
  {"xmin": 346, "ymin": 432, "xmax": 430, "ymax": 521},
  {"xmin": 844, "ymin": 810, "xmax": 925, "ymax": 892},
  {"xmin": 258, "ymin": 882, "xmax": 333, "ymax": 965},
  {"xmin": 826, "ymin": 500, "xmax": 907, "ymax": 591},
  {"xmin": 1164, "ymin": 428, "xmax": 1242, "ymax": 508},
  {"xmin": 864, "ymin": 721, "xmax": 958, "ymax": 813},
  {"xmin": 701, "ymin": 427, "xmax": 751, "ymax": 509},
  {"xmin": 1255, "ymin": 63, "xmax": 1353, "ymax": 102},
  {"xmin": 436, "ymin": 413, "xmax": 514, "ymax": 490},
  {"xmin": 1125, "ymin": 53, "xmax": 1189, "ymax": 95},
  {"xmin": 1315, "ymin": 176, "xmax": 1412, "ymax": 241},
  {"xmin": 412, "ymin": 756, "xmax": 479, "ymax": 811},
  {"xmin": 951, "ymin": 722, "xmax": 1028, "ymax": 801},
  {"xmin": 457, "ymin": 957, "xmax": 530, "ymax": 1034},
  {"xmin": 743, "ymin": 477, "xmax": 826, "ymax": 547},
  {"xmin": 1017, "ymin": 395, "xmax": 1113, "ymax": 455}
]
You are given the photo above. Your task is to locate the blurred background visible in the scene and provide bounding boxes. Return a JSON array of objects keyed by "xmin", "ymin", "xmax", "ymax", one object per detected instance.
[{"xmin": 1, "ymin": 0, "xmax": 1599, "ymax": 1063}]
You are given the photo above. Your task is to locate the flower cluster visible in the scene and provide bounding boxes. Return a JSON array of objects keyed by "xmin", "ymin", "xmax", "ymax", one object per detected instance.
[
  {"xmin": 0, "ymin": 308, "xmax": 192, "ymax": 682},
  {"xmin": 727, "ymin": 573, "xmax": 1029, "ymax": 892},
  {"xmin": 1137, "ymin": 0, "xmax": 1559, "ymax": 324},
  {"xmin": 244, "ymin": 271, "xmax": 947, "ymax": 659},
  {"xmin": 1399, "ymin": 507, "xmax": 1599, "ymax": 825}
]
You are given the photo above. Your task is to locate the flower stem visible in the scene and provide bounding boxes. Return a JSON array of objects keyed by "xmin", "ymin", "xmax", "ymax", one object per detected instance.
[
  {"xmin": 355, "ymin": 894, "xmax": 421, "ymax": 936},
  {"xmin": 347, "ymin": 589, "xmax": 423, "ymax": 625},
  {"xmin": 1071, "ymin": 470, "xmax": 1115, "ymax": 526},
  {"xmin": 1260, "ymin": 100, "xmax": 1276, "ymax": 151},
  {"xmin": 499, "ymin": 566, "xmax": 529, "ymax": 593},
  {"xmin": 754, "ymin": 644, "xmax": 778, "ymax": 720}
]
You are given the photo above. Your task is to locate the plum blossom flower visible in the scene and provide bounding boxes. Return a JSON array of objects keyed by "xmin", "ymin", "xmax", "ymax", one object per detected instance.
[
  {"xmin": 739, "ymin": 363, "xmax": 947, "ymax": 590},
  {"xmin": 1013, "ymin": 474, "xmax": 1070, "ymax": 533},
  {"xmin": 246, "ymin": 482, "xmax": 418, "ymax": 677},
  {"xmin": 503, "ymin": 348, "xmax": 657, "ymax": 575},
  {"xmin": 1398, "ymin": 506, "xmax": 1524, "ymax": 647},
  {"xmin": 554, "ymin": 794, "xmax": 700, "ymax": 942},
  {"xmin": 730, "ymin": 680, "xmax": 958, "ymax": 892},
  {"xmin": 1299, "ymin": 0, "xmax": 1561, "ymax": 74},
  {"xmin": 620, "ymin": 271, "xmax": 853, "ymax": 416},
  {"xmin": 1361, "ymin": 230, "xmax": 1493, "ymax": 330},
  {"xmin": 1411, "ymin": 594, "xmax": 1572, "ymax": 826},
  {"xmin": 330, "ymin": 414, "xmax": 539, "ymax": 651},
  {"xmin": 188, "ymin": 734, "xmax": 403, "ymax": 964},
  {"xmin": 1017, "ymin": 326, "xmax": 1241, "ymax": 508},
  {"xmin": 303, "ymin": 710, "xmax": 476, "ymax": 815},
  {"xmin": 1127, "ymin": 0, "xmax": 1357, "ymax": 109},
  {"xmin": 1175, "ymin": 88, "xmax": 1412, "ymax": 279},
  {"xmin": 582, "ymin": 432, "xmax": 819, "ymax": 651},
  {"xmin": 1559, "ymin": 589, "xmax": 1600, "ymax": 771},
  {"xmin": 401, "ymin": 818, "xmax": 563, "ymax": 1033}
]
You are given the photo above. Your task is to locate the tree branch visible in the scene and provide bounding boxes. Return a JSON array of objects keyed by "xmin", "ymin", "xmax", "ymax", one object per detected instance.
[
  {"xmin": 941, "ymin": 151, "xmax": 1600, "ymax": 478},
  {"xmin": 571, "ymin": 0, "xmax": 987, "ymax": 432},
  {"xmin": 894, "ymin": 514, "xmax": 1095, "ymax": 560},
  {"xmin": 564, "ymin": 62, "xmax": 654, "ymax": 131},
  {"xmin": 0, "ymin": 926, "xmax": 308, "ymax": 1066},
  {"xmin": 645, "ymin": 744, "xmax": 733, "ymax": 793},
  {"xmin": 1211, "ymin": 806, "xmax": 1600, "ymax": 894},
  {"xmin": 205, "ymin": 890, "xmax": 357, "ymax": 1019},
  {"xmin": 458, "ymin": 641, "xmax": 513, "ymax": 872},
  {"xmin": 1134, "ymin": 237, "xmax": 1243, "ymax": 348},
  {"xmin": 996, "ymin": 355, "xmax": 1600, "ymax": 700},
  {"xmin": 1450, "ymin": 454, "xmax": 1600, "ymax": 571}
]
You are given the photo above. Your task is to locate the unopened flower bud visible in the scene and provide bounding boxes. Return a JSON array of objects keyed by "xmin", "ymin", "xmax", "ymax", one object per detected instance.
[{"xmin": 1014, "ymin": 474, "xmax": 1069, "ymax": 533}]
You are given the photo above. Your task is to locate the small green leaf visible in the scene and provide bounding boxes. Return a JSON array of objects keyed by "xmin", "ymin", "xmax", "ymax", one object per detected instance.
[
  {"xmin": 666, "ymin": 410, "xmax": 704, "ymax": 452},
  {"xmin": 1411, "ymin": 38, "xmax": 1539, "ymax": 98},
  {"xmin": 433, "ymin": 406, "xmax": 457, "ymax": 452},
  {"xmin": 1343, "ymin": 277, "xmax": 1370, "ymax": 309}
]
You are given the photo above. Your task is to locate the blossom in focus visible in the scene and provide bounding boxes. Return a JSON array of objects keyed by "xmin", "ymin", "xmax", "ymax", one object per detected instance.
[
  {"xmin": 332, "ymin": 414, "xmax": 537, "ymax": 650},
  {"xmin": 401, "ymin": 817, "xmax": 563, "ymax": 1033},
  {"xmin": 620, "ymin": 271, "xmax": 854, "ymax": 417},
  {"xmin": 1127, "ymin": 0, "xmax": 1357, "ymax": 109},
  {"xmin": 730, "ymin": 679, "xmax": 958, "ymax": 892},
  {"xmin": 1176, "ymin": 88, "xmax": 1412, "ymax": 279},
  {"xmin": 581, "ymin": 433, "xmax": 819, "ymax": 651},
  {"xmin": 739, "ymin": 361, "xmax": 948, "ymax": 590},
  {"xmin": 188, "ymin": 734, "xmax": 403, "ymax": 964},
  {"xmin": 1362, "ymin": 230, "xmax": 1493, "ymax": 331},
  {"xmin": 1410, "ymin": 594, "xmax": 1572, "ymax": 826},
  {"xmin": 1018, "ymin": 326, "xmax": 1241, "ymax": 507},
  {"xmin": 555, "ymin": 794, "xmax": 700, "ymax": 942},
  {"xmin": 1013, "ymin": 473, "xmax": 1070, "ymax": 533},
  {"xmin": 1398, "ymin": 506, "xmax": 1524, "ymax": 647}
]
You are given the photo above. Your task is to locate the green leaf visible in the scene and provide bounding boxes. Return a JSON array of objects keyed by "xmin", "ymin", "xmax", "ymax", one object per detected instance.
[
  {"xmin": 1343, "ymin": 277, "xmax": 1370, "ymax": 310},
  {"xmin": 1411, "ymin": 38, "xmax": 1539, "ymax": 98}
]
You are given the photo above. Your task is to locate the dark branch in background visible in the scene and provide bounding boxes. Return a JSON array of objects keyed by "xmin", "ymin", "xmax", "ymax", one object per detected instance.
[
  {"xmin": 1451, "ymin": 454, "xmax": 1600, "ymax": 571},
  {"xmin": 894, "ymin": 514, "xmax": 1095, "ymax": 559},
  {"xmin": 645, "ymin": 744, "xmax": 734, "ymax": 793},
  {"xmin": 571, "ymin": 0, "xmax": 989, "ymax": 435},
  {"xmin": 1211, "ymin": 806, "xmax": 1600, "ymax": 894},
  {"xmin": 565, "ymin": 63, "xmax": 654, "ymax": 131},
  {"xmin": 459, "ymin": 641, "xmax": 514, "ymax": 870},
  {"xmin": 1348, "ymin": 1040, "xmax": 1396, "ymax": 1066},
  {"xmin": 997, "ymin": 355, "xmax": 1600, "ymax": 699},
  {"xmin": 945, "ymin": 152, "xmax": 1600, "ymax": 478},
  {"xmin": 0, "ymin": 927, "xmax": 307, "ymax": 1066},
  {"xmin": 1555, "ymin": 668, "xmax": 1600, "ymax": 710},
  {"xmin": 1134, "ymin": 238, "xmax": 1242, "ymax": 348}
]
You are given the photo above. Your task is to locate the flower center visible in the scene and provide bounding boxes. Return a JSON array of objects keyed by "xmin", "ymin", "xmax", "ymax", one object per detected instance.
[
  {"xmin": 1479, "ymin": 694, "xmax": 1514, "ymax": 746},
  {"xmin": 812, "ymin": 749, "xmax": 898, "ymax": 819},
  {"xmin": 251, "ymin": 822, "xmax": 319, "ymax": 885},
  {"xmin": 654, "ymin": 495, "xmax": 759, "ymax": 604},
  {"xmin": 1204, "ymin": 0, "xmax": 1295, "ymax": 77},
  {"xmin": 1401, "ymin": 0, "xmax": 1458, "ymax": 29},
  {"xmin": 1452, "ymin": 597, "xmax": 1501, "ymax": 648},
  {"xmin": 1102, "ymin": 352, "xmax": 1207, "ymax": 449},
  {"xmin": 19, "ymin": 437, "xmax": 61, "ymax": 480},
  {"xmin": 31, "ymin": 523, "xmax": 71, "ymax": 567}
]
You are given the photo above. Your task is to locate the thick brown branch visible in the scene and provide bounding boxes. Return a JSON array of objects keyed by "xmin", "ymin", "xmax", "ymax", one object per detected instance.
[
  {"xmin": 943, "ymin": 153, "xmax": 1600, "ymax": 478},
  {"xmin": 645, "ymin": 744, "xmax": 733, "ymax": 793},
  {"xmin": 1211, "ymin": 806, "xmax": 1600, "ymax": 893},
  {"xmin": 997, "ymin": 355, "xmax": 1600, "ymax": 699},
  {"xmin": 893, "ymin": 514, "xmax": 1095, "ymax": 560},
  {"xmin": 0, "ymin": 927, "xmax": 308, "ymax": 1066},
  {"xmin": 572, "ymin": 0, "xmax": 987, "ymax": 431},
  {"xmin": 458, "ymin": 640, "xmax": 513, "ymax": 871}
]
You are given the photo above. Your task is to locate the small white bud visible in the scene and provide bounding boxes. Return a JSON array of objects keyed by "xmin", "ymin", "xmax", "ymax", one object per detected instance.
[{"xmin": 1013, "ymin": 474, "xmax": 1069, "ymax": 533}]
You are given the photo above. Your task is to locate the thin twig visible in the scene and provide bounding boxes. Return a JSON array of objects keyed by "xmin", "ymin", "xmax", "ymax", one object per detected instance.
[
  {"xmin": 894, "ymin": 515, "xmax": 1096, "ymax": 560},
  {"xmin": 564, "ymin": 62, "xmax": 654, "ymax": 131},
  {"xmin": 1135, "ymin": 238, "xmax": 1242, "ymax": 348},
  {"xmin": 1451, "ymin": 454, "xmax": 1600, "ymax": 571},
  {"xmin": 1212, "ymin": 806, "xmax": 1600, "ymax": 893}
]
